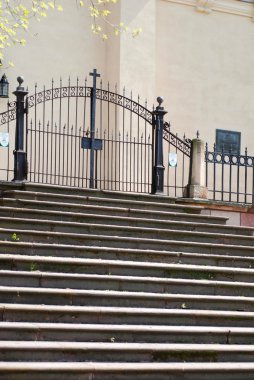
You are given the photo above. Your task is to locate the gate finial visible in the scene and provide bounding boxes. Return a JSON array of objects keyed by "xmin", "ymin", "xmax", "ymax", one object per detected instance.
[
  {"xmin": 157, "ymin": 96, "xmax": 164, "ymax": 108},
  {"xmin": 17, "ymin": 76, "xmax": 24, "ymax": 90}
]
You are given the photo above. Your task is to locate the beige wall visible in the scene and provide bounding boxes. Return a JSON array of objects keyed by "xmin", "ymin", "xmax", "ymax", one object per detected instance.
[
  {"xmin": 156, "ymin": 0, "xmax": 254, "ymax": 152},
  {"xmin": 1, "ymin": 0, "xmax": 107, "ymax": 107},
  {"xmin": 1, "ymin": 0, "xmax": 254, "ymax": 153}
]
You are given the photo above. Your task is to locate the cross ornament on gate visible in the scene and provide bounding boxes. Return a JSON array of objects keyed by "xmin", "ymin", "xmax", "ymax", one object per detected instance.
[
  {"xmin": 89, "ymin": 69, "xmax": 100, "ymax": 89},
  {"xmin": 81, "ymin": 69, "xmax": 103, "ymax": 189}
]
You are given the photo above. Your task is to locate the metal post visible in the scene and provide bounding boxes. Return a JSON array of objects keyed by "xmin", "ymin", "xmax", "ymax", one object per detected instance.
[
  {"xmin": 89, "ymin": 69, "xmax": 100, "ymax": 189},
  {"xmin": 13, "ymin": 76, "xmax": 28, "ymax": 182},
  {"xmin": 151, "ymin": 97, "xmax": 167, "ymax": 194}
]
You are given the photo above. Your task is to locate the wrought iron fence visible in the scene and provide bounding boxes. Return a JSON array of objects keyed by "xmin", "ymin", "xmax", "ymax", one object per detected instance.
[
  {"xmin": 205, "ymin": 144, "xmax": 254, "ymax": 204},
  {"xmin": 163, "ymin": 122, "xmax": 191, "ymax": 197},
  {"xmin": 0, "ymin": 71, "xmax": 191, "ymax": 197},
  {"xmin": 0, "ymin": 100, "xmax": 16, "ymax": 181},
  {"xmin": 2, "ymin": 72, "xmax": 253, "ymax": 204}
]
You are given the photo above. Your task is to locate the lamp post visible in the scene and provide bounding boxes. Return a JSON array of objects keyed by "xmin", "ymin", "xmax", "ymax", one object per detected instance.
[{"xmin": 0, "ymin": 74, "xmax": 9, "ymax": 98}]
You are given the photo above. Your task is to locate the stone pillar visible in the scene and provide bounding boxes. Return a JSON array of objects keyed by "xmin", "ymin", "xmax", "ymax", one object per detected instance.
[{"xmin": 186, "ymin": 137, "xmax": 208, "ymax": 199}]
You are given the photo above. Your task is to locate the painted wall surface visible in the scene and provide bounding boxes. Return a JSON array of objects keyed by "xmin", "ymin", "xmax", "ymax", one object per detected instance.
[
  {"xmin": 156, "ymin": 0, "xmax": 254, "ymax": 152},
  {"xmin": 1, "ymin": 0, "xmax": 107, "ymax": 105},
  {"xmin": 119, "ymin": 0, "xmax": 156, "ymax": 105}
]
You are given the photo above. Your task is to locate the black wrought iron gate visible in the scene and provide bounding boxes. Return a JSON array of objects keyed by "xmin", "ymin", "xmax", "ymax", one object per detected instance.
[{"xmin": 0, "ymin": 70, "xmax": 190, "ymax": 196}]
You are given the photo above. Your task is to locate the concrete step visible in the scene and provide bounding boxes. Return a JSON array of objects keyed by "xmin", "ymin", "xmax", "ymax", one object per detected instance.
[
  {"xmin": 1, "ymin": 182, "xmax": 178, "ymax": 204},
  {"xmin": 0, "ymin": 213, "xmax": 249, "ymax": 236},
  {"xmin": 0, "ymin": 242, "xmax": 254, "ymax": 268},
  {"xmin": 1, "ymin": 322, "xmax": 254, "ymax": 344},
  {"xmin": 0, "ymin": 198, "xmax": 228, "ymax": 224},
  {"xmin": 2, "ymin": 304, "xmax": 254, "ymax": 327},
  {"xmin": 0, "ymin": 198, "xmax": 228, "ymax": 225},
  {"xmin": 1, "ymin": 206, "xmax": 236, "ymax": 236},
  {"xmin": 1, "ymin": 228, "xmax": 254, "ymax": 251},
  {"xmin": 0, "ymin": 286, "xmax": 253, "ymax": 311},
  {"xmin": 1, "ymin": 190, "xmax": 206, "ymax": 213},
  {"xmin": 1, "ymin": 362, "xmax": 254, "ymax": 380},
  {"xmin": 1, "ymin": 269, "xmax": 254, "ymax": 297},
  {"xmin": 2, "ymin": 254, "xmax": 254, "ymax": 283},
  {"xmin": 0, "ymin": 341, "xmax": 254, "ymax": 362},
  {"xmin": 1, "ymin": 285, "xmax": 254, "ymax": 312}
]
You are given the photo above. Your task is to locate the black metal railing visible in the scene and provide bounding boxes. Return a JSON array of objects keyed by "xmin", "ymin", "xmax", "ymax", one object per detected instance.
[
  {"xmin": 163, "ymin": 121, "xmax": 191, "ymax": 197},
  {"xmin": 0, "ymin": 71, "xmax": 191, "ymax": 197},
  {"xmin": 205, "ymin": 144, "xmax": 254, "ymax": 204},
  {"xmin": 26, "ymin": 121, "xmax": 153, "ymax": 192}
]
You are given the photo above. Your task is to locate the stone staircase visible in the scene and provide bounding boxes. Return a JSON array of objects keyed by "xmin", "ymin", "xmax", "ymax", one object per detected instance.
[{"xmin": 0, "ymin": 183, "xmax": 254, "ymax": 379}]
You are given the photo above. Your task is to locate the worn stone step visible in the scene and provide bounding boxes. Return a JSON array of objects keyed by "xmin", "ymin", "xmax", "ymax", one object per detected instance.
[
  {"xmin": 1, "ymin": 182, "xmax": 178, "ymax": 204},
  {"xmin": 0, "ymin": 241, "xmax": 254, "ymax": 268},
  {"xmin": 1, "ymin": 362, "xmax": 254, "ymax": 380},
  {"xmin": 1, "ymin": 322, "xmax": 254, "ymax": 344},
  {"xmin": 0, "ymin": 286, "xmax": 253, "ymax": 311},
  {"xmin": 2, "ymin": 254, "xmax": 254, "ymax": 283},
  {"xmin": 0, "ymin": 228, "xmax": 254, "ymax": 251},
  {"xmin": 3, "ymin": 219, "xmax": 254, "ymax": 246},
  {"xmin": 2, "ymin": 304, "xmax": 254, "ymax": 327},
  {"xmin": 0, "ymin": 214, "xmax": 249, "ymax": 237},
  {"xmin": 1, "ymin": 198, "xmax": 228, "ymax": 226},
  {"xmin": 1, "ymin": 269, "xmax": 254, "ymax": 297},
  {"xmin": 2, "ymin": 190, "xmax": 206, "ymax": 213},
  {"xmin": 0, "ymin": 208, "xmax": 239, "ymax": 238},
  {"xmin": 1, "ymin": 341, "xmax": 254, "ymax": 362}
]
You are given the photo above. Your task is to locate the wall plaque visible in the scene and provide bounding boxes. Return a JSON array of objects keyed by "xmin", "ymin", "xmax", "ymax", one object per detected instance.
[{"xmin": 216, "ymin": 129, "xmax": 241, "ymax": 154}]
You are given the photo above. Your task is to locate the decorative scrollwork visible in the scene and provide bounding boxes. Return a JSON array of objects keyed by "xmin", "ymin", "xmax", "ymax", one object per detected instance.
[
  {"xmin": 163, "ymin": 122, "xmax": 191, "ymax": 157},
  {"xmin": 205, "ymin": 149, "xmax": 254, "ymax": 167},
  {"xmin": 0, "ymin": 85, "xmax": 154, "ymax": 127},
  {"xmin": 95, "ymin": 88, "xmax": 153, "ymax": 125},
  {"xmin": 0, "ymin": 102, "xmax": 17, "ymax": 126},
  {"xmin": 25, "ymin": 86, "xmax": 92, "ymax": 110}
]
